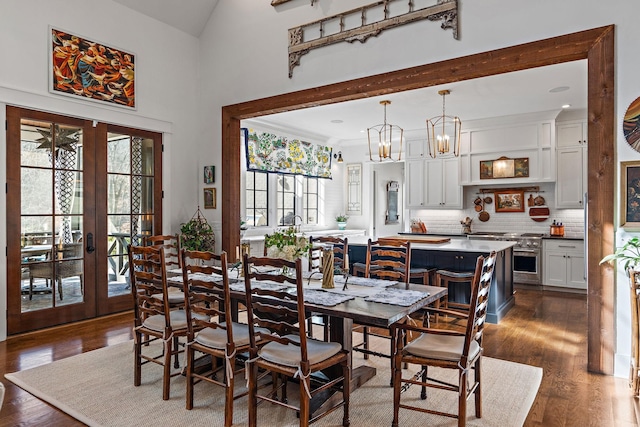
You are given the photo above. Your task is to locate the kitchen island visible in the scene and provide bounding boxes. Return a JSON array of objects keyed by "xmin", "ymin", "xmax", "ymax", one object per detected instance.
[{"xmin": 346, "ymin": 235, "xmax": 516, "ymax": 323}]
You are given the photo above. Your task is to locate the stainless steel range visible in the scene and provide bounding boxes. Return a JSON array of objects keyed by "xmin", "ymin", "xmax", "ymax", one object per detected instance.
[{"xmin": 468, "ymin": 232, "xmax": 543, "ymax": 285}]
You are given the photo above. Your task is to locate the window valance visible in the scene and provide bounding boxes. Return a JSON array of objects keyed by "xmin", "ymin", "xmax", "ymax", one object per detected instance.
[{"xmin": 244, "ymin": 128, "xmax": 333, "ymax": 178}]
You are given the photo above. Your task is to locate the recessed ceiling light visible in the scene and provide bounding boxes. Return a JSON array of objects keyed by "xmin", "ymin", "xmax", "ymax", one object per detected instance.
[
  {"xmin": 330, "ymin": 119, "xmax": 343, "ymax": 124},
  {"xmin": 562, "ymin": 104, "xmax": 571, "ymax": 109},
  {"xmin": 549, "ymin": 86, "xmax": 570, "ymax": 93}
]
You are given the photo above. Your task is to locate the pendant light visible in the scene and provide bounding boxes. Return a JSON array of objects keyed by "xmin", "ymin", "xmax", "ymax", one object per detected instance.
[
  {"xmin": 426, "ymin": 89, "xmax": 462, "ymax": 158},
  {"xmin": 368, "ymin": 100, "xmax": 403, "ymax": 162}
]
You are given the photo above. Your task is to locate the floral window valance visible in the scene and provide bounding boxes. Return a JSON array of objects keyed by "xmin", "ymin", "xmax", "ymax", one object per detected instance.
[{"xmin": 244, "ymin": 128, "xmax": 333, "ymax": 178}]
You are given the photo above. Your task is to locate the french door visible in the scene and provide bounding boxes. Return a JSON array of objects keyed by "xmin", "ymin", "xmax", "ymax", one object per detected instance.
[{"xmin": 6, "ymin": 107, "xmax": 162, "ymax": 334}]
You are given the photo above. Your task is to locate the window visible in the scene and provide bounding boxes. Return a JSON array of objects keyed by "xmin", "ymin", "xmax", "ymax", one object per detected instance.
[
  {"xmin": 303, "ymin": 177, "xmax": 318, "ymax": 225},
  {"xmin": 245, "ymin": 172, "xmax": 321, "ymax": 227},
  {"xmin": 277, "ymin": 174, "xmax": 296, "ymax": 226},
  {"xmin": 245, "ymin": 171, "xmax": 268, "ymax": 226}
]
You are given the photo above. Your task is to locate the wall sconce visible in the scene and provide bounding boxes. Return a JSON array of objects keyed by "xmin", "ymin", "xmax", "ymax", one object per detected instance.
[{"xmin": 334, "ymin": 151, "xmax": 343, "ymax": 163}]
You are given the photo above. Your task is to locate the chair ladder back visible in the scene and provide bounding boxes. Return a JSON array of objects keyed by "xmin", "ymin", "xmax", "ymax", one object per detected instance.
[
  {"xmin": 366, "ymin": 239, "xmax": 411, "ymax": 283},
  {"xmin": 129, "ymin": 245, "xmax": 170, "ymax": 326},
  {"xmin": 181, "ymin": 249, "xmax": 232, "ymax": 343},
  {"xmin": 463, "ymin": 251, "xmax": 497, "ymax": 359},
  {"xmin": 309, "ymin": 235, "xmax": 348, "ymax": 271},
  {"xmin": 243, "ymin": 255, "xmax": 309, "ymax": 361},
  {"xmin": 144, "ymin": 234, "xmax": 182, "ymax": 269}
]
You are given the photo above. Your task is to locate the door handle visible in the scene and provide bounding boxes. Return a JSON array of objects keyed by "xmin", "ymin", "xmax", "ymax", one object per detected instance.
[{"xmin": 86, "ymin": 232, "xmax": 96, "ymax": 253}]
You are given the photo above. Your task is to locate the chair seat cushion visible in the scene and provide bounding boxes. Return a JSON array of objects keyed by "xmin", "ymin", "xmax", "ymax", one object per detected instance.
[
  {"xmin": 152, "ymin": 288, "xmax": 185, "ymax": 304},
  {"xmin": 259, "ymin": 334, "xmax": 342, "ymax": 367},
  {"xmin": 409, "ymin": 267, "xmax": 435, "ymax": 274},
  {"xmin": 436, "ymin": 269, "xmax": 475, "ymax": 279},
  {"xmin": 195, "ymin": 322, "xmax": 270, "ymax": 349},
  {"xmin": 143, "ymin": 309, "xmax": 189, "ymax": 332},
  {"xmin": 142, "ymin": 310, "xmax": 207, "ymax": 332},
  {"xmin": 404, "ymin": 332, "xmax": 480, "ymax": 362}
]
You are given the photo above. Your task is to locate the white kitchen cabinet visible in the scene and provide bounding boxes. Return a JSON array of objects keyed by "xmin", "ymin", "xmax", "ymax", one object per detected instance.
[
  {"xmin": 556, "ymin": 146, "xmax": 587, "ymax": 208},
  {"xmin": 405, "ymin": 138, "xmax": 425, "ymax": 159},
  {"xmin": 406, "ymin": 157, "xmax": 461, "ymax": 208},
  {"xmin": 543, "ymin": 239, "xmax": 586, "ymax": 290},
  {"xmin": 556, "ymin": 120, "xmax": 587, "ymax": 208},
  {"xmin": 556, "ymin": 120, "xmax": 587, "ymax": 148}
]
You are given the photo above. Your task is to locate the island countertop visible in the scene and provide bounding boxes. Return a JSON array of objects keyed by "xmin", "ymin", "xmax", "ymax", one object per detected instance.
[{"xmin": 345, "ymin": 235, "xmax": 517, "ymax": 252}]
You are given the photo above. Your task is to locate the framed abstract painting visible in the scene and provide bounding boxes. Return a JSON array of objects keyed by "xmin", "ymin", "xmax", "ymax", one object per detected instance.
[{"xmin": 49, "ymin": 27, "xmax": 136, "ymax": 109}]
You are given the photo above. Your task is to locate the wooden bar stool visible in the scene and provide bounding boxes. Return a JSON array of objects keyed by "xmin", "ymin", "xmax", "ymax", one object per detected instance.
[{"xmin": 434, "ymin": 269, "xmax": 475, "ymax": 311}]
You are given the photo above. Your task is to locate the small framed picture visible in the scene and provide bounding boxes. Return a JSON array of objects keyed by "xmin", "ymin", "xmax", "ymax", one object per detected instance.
[
  {"xmin": 203, "ymin": 188, "xmax": 216, "ymax": 209},
  {"xmin": 204, "ymin": 165, "xmax": 215, "ymax": 184},
  {"xmin": 621, "ymin": 161, "xmax": 640, "ymax": 229},
  {"xmin": 494, "ymin": 190, "xmax": 525, "ymax": 212}
]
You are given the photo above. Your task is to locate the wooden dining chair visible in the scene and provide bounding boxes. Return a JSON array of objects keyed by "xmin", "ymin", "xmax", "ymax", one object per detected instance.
[
  {"xmin": 243, "ymin": 255, "xmax": 350, "ymax": 427},
  {"xmin": 143, "ymin": 234, "xmax": 185, "ymax": 308},
  {"xmin": 307, "ymin": 235, "xmax": 349, "ymax": 341},
  {"xmin": 182, "ymin": 249, "xmax": 265, "ymax": 426},
  {"xmin": 391, "ymin": 251, "xmax": 497, "ymax": 427},
  {"xmin": 353, "ymin": 238, "xmax": 411, "ymax": 362},
  {"xmin": 129, "ymin": 244, "xmax": 190, "ymax": 400}
]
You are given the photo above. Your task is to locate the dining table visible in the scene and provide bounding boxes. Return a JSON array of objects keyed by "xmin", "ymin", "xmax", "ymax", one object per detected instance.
[{"xmin": 168, "ymin": 268, "xmax": 448, "ymax": 419}]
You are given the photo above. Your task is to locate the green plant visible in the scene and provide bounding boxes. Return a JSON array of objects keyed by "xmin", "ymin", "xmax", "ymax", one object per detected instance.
[
  {"xmin": 179, "ymin": 208, "xmax": 215, "ymax": 251},
  {"xmin": 335, "ymin": 214, "xmax": 348, "ymax": 222},
  {"xmin": 600, "ymin": 236, "xmax": 640, "ymax": 273},
  {"xmin": 264, "ymin": 226, "xmax": 310, "ymax": 261}
]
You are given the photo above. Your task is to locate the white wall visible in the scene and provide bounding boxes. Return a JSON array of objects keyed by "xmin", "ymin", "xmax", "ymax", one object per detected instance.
[
  {"xmin": 0, "ymin": 0, "xmax": 203, "ymax": 340},
  {"xmin": 198, "ymin": 0, "xmax": 640, "ymax": 377}
]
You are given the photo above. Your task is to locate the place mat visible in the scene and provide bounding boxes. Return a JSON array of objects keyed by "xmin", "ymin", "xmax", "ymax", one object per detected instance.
[
  {"xmin": 334, "ymin": 275, "xmax": 398, "ymax": 288},
  {"xmin": 167, "ymin": 271, "xmax": 226, "ymax": 285},
  {"xmin": 289, "ymin": 288, "xmax": 355, "ymax": 306},
  {"xmin": 365, "ymin": 288, "xmax": 430, "ymax": 306},
  {"xmin": 229, "ymin": 280, "xmax": 290, "ymax": 293}
]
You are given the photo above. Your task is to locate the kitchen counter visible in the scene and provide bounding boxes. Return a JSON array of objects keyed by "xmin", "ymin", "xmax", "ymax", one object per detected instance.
[
  {"xmin": 347, "ymin": 235, "xmax": 517, "ymax": 252},
  {"xmin": 543, "ymin": 234, "xmax": 584, "ymax": 240},
  {"xmin": 347, "ymin": 235, "xmax": 515, "ymax": 324}
]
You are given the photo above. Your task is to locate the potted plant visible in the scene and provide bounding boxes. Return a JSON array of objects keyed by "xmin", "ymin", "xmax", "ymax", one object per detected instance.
[
  {"xmin": 600, "ymin": 237, "xmax": 640, "ymax": 272},
  {"xmin": 179, "ymin": 207, "xmax": 215, "ymax": 251},
  {"xmin": 264, "ymin": 226, "xmax": 310, "ymax": 261},
  {"xmin": 335, "ymin": 214, "xmax": 348, "ymax": 230}
]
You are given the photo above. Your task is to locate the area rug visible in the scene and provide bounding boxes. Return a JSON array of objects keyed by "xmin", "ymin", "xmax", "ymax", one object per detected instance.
[{"xmin": 5, "ymin": 340, "xmax": 542, "ymax": 426}]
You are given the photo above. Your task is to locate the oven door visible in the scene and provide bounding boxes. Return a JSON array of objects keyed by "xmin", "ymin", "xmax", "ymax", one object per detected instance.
[{"xmin": 513, "ymin": 249, "xmax": 541, "ymax": 284}]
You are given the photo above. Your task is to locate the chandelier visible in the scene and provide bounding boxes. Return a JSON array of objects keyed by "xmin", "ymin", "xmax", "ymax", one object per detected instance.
[
  {"xmin": 368, "ymin": 100, "xmax": 403, "ymax": 162},
  {"xmin": 426, "ymin": 89, "xmax": 462, "ymax": 158}
]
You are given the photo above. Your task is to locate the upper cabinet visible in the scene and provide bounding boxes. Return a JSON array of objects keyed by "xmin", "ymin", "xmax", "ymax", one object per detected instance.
[
  {"xmin": 406, "ymin": 157, "xmax": 462, "ymax": 209},
  {"xmin": 458, "ymin": 111, "xmax": 556, "ymax": 185},
  {"xmin": 556, "ymin": 120, "xmax": 588, "ymax": 148},
  {"xmin": 556, "ymin": 120, "xmax": 587, "ymax": 208},
  {"xmin": 405, "ymin": 138, "xmax": 425, "ymax": 159}
]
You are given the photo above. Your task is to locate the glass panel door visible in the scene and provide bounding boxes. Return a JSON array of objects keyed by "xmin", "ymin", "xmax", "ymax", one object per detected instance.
[
  {"xmin": 7, "ymin": 108, "xmax": 163, "ymax": 333},
  {"xmin": 96, "ymin": 124, "xmax": 162, "ymax": 315},
  {"xmin": 7, "ymin": 108, "xmax": 95, "ymax": 333}
]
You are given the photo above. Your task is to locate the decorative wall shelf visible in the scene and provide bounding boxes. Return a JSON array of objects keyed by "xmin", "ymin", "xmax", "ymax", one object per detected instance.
[{"xmin": 288, "ymin": 0, "xmax": 459, "ymax": 77}]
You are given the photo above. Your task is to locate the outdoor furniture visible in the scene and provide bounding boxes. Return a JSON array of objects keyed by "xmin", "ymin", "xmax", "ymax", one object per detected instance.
[
  {"xmin": 391, "ymin": 251, "xmax": 497, "ymax": 427},
  {"xmin": 28, "ymin": 243, "xmax": 83, "ymax": 300},
  {"xmin": 243, "ymin": 255, "xmax": 351, "ymax": 427}
]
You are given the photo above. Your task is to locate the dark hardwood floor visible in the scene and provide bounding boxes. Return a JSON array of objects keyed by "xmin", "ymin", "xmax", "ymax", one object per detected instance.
[{"xmin": 0, "ymin": 288, "xmax": 638, "ymax": 426}]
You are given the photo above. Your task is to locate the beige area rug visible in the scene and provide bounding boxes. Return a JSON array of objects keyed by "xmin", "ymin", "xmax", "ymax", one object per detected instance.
[{"xmin": 5, "ymin": 340, "xmax": 542, "ymax": 426}]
